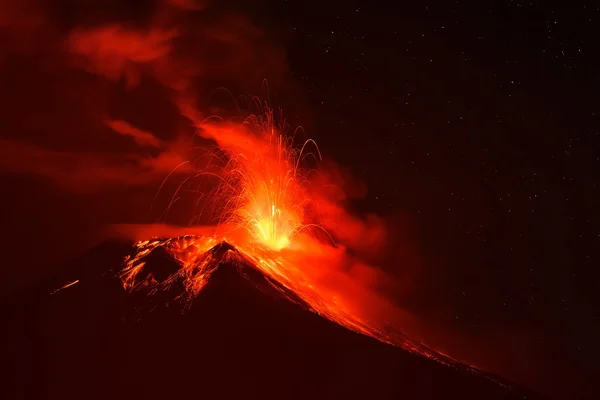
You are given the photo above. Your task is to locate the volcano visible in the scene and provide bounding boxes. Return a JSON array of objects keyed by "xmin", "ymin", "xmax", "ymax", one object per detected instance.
[{"xmin": 1, "ymin": 240, "xmax": 545, "ymax": 400}]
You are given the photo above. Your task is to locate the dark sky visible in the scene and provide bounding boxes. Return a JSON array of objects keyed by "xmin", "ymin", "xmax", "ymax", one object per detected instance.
[
  {"xmin": 266, "ymin": 2, "xmax": 599, "ymax": 397},
  {"xmin": 0, "ymin": 0, "xmax": 598, "ymax": 398}
]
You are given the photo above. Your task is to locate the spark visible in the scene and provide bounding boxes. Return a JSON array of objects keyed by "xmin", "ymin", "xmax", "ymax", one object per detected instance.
[{"xmin": 50, "ymin": 279, "xmax": 80, "ymax": 295}]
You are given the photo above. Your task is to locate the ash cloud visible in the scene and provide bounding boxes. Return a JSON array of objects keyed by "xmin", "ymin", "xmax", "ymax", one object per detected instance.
[
  {"xmin": 0, "ymin": 0, "xmax": 293, "ymax": 292},
  {"xmin": 0, "ymin": 0, "xmax": 291, "ymax": 190}
]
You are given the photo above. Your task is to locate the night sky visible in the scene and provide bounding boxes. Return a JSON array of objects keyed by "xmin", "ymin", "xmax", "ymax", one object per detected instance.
[
  {"xmin": 268, "ymin": 2, "xmax": 599, "ymax": 397},
  {"xmin": 0, "ymin": 1, "xmax": 598, "ymax": 398}
]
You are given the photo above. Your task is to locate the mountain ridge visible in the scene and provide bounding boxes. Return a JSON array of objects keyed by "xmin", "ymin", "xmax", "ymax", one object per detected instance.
[{"xmin": 1, "ymin": 240, "xmax": 547, "ymax": 399}]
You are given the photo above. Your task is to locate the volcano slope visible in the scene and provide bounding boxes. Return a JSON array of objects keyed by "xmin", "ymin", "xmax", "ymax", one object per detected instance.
[{"xmin": 1, "ymin": 241, "xmax": 546, "ymax": 400}]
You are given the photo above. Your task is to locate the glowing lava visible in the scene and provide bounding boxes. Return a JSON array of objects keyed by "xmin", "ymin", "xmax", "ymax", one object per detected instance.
[
  {"xmin": 194, "ymin": 104, "xmax": 325, "ymax": 252},
  {"xmin": 119, "ymin": 98, "xmax": 478, "ymax": 374}
]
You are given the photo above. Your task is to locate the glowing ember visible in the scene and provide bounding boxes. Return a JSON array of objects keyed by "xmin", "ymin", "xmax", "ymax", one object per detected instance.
[{"xmin": 50, "ymin": 279, "xmax": 80, "ymax": 295}]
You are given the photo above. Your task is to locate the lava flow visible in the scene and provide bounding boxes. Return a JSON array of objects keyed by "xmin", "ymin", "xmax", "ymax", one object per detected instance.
[{"xmin": 119, "ymin": 98, "xmax": 473, "ymax": 372}]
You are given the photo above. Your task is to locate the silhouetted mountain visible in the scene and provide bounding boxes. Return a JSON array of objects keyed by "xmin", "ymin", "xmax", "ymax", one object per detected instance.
[{"xmin": 1, "ymin": 241, "xmax": 546, "ymax": 400}]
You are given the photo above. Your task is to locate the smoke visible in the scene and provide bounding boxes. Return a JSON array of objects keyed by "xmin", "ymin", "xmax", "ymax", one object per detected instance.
[
  {"xmin": 105, "ymin": 120, "xmax": 163, "ymax": 148},
  {"xmin": 0, "ymin": 133, "xmax": 189, "ymax": 193},
  {"xmin": 0, "ymin": 0, "xmax": 291, "ymax": 187},
  {"xmin": 0, "ymin": 0, "xmax": 293, "ymax": 294}
]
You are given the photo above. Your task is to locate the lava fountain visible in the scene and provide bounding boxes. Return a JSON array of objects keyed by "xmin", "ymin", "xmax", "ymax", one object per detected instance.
[{"xmin": 119, "ymin": 96, "xmax": 476, "ymax": 372}]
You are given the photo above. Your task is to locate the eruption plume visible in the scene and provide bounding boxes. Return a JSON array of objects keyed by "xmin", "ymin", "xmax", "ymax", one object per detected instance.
[{"xmin": 118, "ymin": 95, "xmax": 486, "ymax": 378}]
